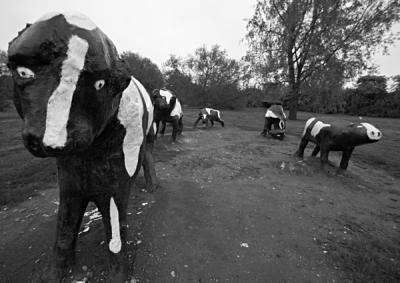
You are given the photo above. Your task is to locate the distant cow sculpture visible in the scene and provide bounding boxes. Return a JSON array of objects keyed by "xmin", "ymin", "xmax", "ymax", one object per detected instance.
[
  {"xmin": 152, "ymin": 89, "xmax": 183, "ymax": 141},
  {"xmin": 193, "ymin": 107, "xmax": 225, "ymax": 129},
  {"xmin": 7, "ymin": 12, "xmax": 157, "ymax": 281},
  {"xmin": 296, "ymin": 117, "xmax": 382, "ymax": 173},
  {"xmin": 261, "ymin": 104, "xmax": 286, "ymax": 140}
]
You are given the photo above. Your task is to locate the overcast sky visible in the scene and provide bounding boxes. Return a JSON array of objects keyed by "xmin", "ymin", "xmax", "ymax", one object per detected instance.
[{"xmin": 0, "ymin": 0, "xmax": 399, "ymax": 77}]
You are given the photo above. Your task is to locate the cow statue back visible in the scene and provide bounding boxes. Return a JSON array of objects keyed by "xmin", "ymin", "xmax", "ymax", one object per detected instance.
[{"xmin": 7, "ymin": 12, "xmax": 157, "ymax": 281}]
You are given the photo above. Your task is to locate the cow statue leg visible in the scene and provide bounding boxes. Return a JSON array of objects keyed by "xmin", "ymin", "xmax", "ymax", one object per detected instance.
[
  {"xmin": 95, "ymin": 191, "xmax": 130, "ymax": 282},
  {"xmin": 205, "ymin": 118, "xmax": 210, "ymax": 128},
  {"xmin": 142, "ymin": 133, "xmax": 158, "ymax": 192},
  {"xmin": 171, "ymin": 117, "xmax": 179, "ymax": 142},
  {"xmin": 296, "ymin": 138, "xmax": 309, "ymax": 158},
  {"xmin": 154, "ymin": 120, "xmax": 160, "ymax": 139},
  {"xmin": 217, "ymin": 118, "xmax": 224, "ymax": 127},
  {"xmin": 311, "ymin": 145, "xmax": 320, "ymax": 157},
  {"xmin": 337, "ymin": 147, "xmax": 354, "ymax": 175},
  {"xmin": 43, "ymin": 160, "xmax": 88, "ymax": 281},
  {"xmin": 193, "ymin": 117, "xmax": 201, "ymax": 129},
  {"xmin": 261, "ymin": 118, "xmax": 270, "ymax": 137},
  {"xmin": 319, "ymin": 144, "xmax": 330, "ymax": 170},
  {"xmin": 210, "ymin": 120, "xmax": 214, "ymax": 127},
  {"xmin": 178, "ymin": 117, "xmax": 183, "ymax": 135},
  {"xmin": 160, "ymin": 121, "xmax": 167, "ymax": 136}
]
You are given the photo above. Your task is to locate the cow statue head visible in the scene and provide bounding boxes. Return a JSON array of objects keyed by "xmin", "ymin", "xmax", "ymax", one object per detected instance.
[
  {"xmin": 7, "ymin": 12, "xmax": 130, "ymax": 157},
  {"xmin": 152, "ymin": 88, "xmax": 177, "ymax": 112}
]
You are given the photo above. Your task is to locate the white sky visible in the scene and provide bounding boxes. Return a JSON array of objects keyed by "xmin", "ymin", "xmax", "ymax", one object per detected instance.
[{"xmin": 0, "ymin": 0, "xmax": 399, "ymax": 77}]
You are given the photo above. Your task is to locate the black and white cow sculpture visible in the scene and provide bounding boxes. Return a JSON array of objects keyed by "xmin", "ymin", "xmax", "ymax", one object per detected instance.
[
  {"xmin": 193, "ymin": 107, "xmax": 225, "ymax": 129},
  {"xmin": 296, "ymin": 117, "xmax": 382, "ymax": 173},
  {"xmin": 261, "ymin": 104, "xmax": 287, "ymax": 139},
  {"xmin": 152, "ymin": 88, "xmax": 183, "ymax": 141},
  {"xmin": 7, "ymin": 12, "xmax": 157, "ymax": 281}
]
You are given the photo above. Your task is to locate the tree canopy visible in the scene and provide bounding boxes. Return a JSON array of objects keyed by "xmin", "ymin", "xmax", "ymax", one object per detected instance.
[
  {"xmin": 120, "ymin": 51, "xmax": 164, "ymax": 93},
  {"xmin": 246, "ymin": 0, "xmax": 400, "ymax": 119}
]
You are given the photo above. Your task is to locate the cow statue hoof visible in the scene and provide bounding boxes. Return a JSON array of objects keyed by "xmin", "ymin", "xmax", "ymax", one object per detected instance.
[
  {"xmin": 145, "ymin": 182, "xmax": 159, "ymax": 193},
  {"xmin": 336, "ymin": 168, "xmax": 348, "ymax": 177}
]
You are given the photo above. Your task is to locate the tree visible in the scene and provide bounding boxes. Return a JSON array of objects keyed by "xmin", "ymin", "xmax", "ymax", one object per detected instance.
[
  {"xmin": 120, "ymin": 52, "xmax": 164, "ymax": 93},
  {"xmin": 246, "ymin": 0, "xmax": 400, "ymax": 119},
  {"xmin": 163, "ymin": 55, "xmax": 199, "ymax": 105},
  {"xmin": 300, "ymin": 57, "xmax": 346, "ymax": 113},
  {"xmin": 188, "ymin": 45, "xmax": 242, "ymax": 105},
  {"xmin": 0, "ymin": 50, "xmax": 6, "ymax": 64},
  {"xmin": 345, "ymin": 75, "xmax": 388, "ymax": 116}
]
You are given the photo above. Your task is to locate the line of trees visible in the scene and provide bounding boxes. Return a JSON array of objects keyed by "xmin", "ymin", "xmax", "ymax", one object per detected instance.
[
  {"xmin": 245, "ymin": 0, "xmax": 400, "ymax": 119},
  {"xmin": 1, "ymin": 1, "xmax": 400, "ymax": 115}
]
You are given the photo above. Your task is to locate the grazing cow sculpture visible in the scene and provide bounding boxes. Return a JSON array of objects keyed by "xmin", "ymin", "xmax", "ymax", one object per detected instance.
[
  {"xmin": 7, "ymin": 12, "xmax": 157, "ymax": 281},
  {"xmin": 261, "ymin": 104, "xmax": 287, "ymax": 140},
  {"xmin": 296, "ymin": 117, "xmax": 382, "ymax": 173},
  {"xmin": 152, "ymin": 88, "xmax": 183, "ymax": 141},
  {"xmin": 193, "ymin": 107, "xmax": 225, "ymax": 129}
]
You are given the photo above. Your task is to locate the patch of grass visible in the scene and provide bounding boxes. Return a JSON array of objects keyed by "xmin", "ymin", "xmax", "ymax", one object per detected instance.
[{"xmin": 322, "ymin": 218, "xmax": 400, "ymax": 283}]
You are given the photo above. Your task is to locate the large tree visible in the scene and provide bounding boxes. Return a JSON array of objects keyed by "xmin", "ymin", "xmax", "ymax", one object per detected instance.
[
  {"xmin": 246, "ymin": 0, "xmax": 400, "ymax": 119},
  {"xmin": 187, "ymin": 45, "xmax": 242, "ymax": 105},
  {"xmin": 120, "ymin": 52, "xmax": 164, "ymax": 93}
]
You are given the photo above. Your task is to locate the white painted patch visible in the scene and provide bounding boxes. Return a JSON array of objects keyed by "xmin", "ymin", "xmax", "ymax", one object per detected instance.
[
  {"xmin": 279, "ymin": 120, "xmax": 285, "ymax": 130},
  {"xmin": 310, "ymin": 121, "xmax": 331, "ymax": 137},
  {"xmin": 37, "ymin": 12, "xmax": 97, "ymax": 30},
  {"xmin": 109, "ymin": 197, "xmax": 121, "ymax": 254},
  {"xmin": 215, "ymin": 110, "xmax": 221, "ymax": 119},
  {"xmin": 302, "ymin": 117, "xmax": 316, "ymax": 136},
  {"xmin": 204, "ymin": 108, "xmax": 211, "ymax": 115},
  {"xmin": 265, "ymin": 109, "xmax": 278, "ymax": 118},
  {"xmin": 132, "ymin": 77, "xmax": 153, "ymax": 134},
  {"xmin": 43, "ymin": 35, "xmax": 88, "ymax": 148},
  {"xmin": 159, "ymin": 89, "xmax": 173, "ymax": 104},
  {"xmin": 117, "ymin": 79, "xmax": 144, "ymax": 177},
  {"xmin": 153, "ymin": 122, "xmax": 157, "ymax": 134},
  {"xmin": 94, "ymin": 79, "xmax": 105, "ymax": 90},
  {"xmin": 16, "ymin": 66, "xmax": 35, "ymax": 79},
  {"xmin": 202, "ymin": 114, "xmax": 207, "ymax": 120},
  {"xmin": 171, "ymin": 99, "xmax": 183, "ymax": 118},
  {"xmin": 360, "ymin": 122, "xmax": 382, "ymax": 140}
]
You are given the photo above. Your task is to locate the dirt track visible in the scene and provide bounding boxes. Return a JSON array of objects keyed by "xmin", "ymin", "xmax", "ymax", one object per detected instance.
[{"xmin": 1, "ymin": 108, "xmax": 400, "ymax": 282}]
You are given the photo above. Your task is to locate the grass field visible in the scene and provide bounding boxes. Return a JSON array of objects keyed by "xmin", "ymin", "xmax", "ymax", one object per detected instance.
[{"xmin": 1, "ymin": 107, "xmax": 400, "ymax": 282}]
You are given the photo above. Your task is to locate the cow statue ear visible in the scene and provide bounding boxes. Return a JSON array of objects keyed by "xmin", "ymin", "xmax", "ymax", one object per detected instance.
[{"xmin": 109, "ymin": 59, "xmax": 131, "ymax": 96}]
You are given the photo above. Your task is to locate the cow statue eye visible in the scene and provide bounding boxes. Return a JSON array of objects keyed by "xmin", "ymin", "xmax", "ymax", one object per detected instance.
[
  {"xmin": 94, "ymin": 79, "xmax": 105, "ymax": 90},
  {"xmin": 16, "ymin": 67, "xmax": 35, "ymax": 79}
]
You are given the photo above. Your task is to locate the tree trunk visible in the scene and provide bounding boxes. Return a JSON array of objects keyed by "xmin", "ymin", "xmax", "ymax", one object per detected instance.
[{"xmin": 288, "ymin": 83, "xmax": 300, "ymax": 120}]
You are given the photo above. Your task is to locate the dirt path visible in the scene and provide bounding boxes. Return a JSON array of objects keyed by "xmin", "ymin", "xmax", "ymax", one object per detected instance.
[{"xmin": 1, "ymin": 109, "xmax": 399, "ymax": 282}]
